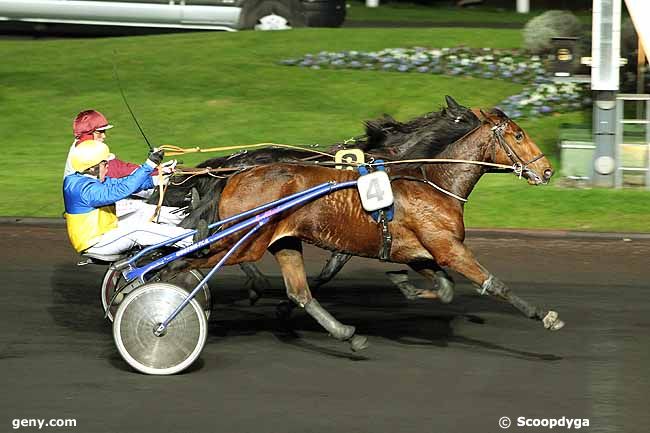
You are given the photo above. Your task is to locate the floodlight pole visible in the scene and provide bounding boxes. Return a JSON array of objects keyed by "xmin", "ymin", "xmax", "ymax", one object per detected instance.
[
  {"xmin": 516, "ymin": 0, "xmax": 530, "ymax": 13},
  {"xmin": 591, "ymin": 0, "xmax": 622, "ymax": 187}
]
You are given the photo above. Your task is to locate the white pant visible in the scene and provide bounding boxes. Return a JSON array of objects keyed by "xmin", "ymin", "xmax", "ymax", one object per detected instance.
[
  {"xmin": 85, "ymin": 222, "xmax": 195, "ymax": 256},
  {"xmin": 116, "ymin": 199, "xmax": 186, "ymax": 226}
]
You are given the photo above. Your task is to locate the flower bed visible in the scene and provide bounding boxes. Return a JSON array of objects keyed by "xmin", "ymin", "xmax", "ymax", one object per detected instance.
[{"xmin": 280, "ymin": 47, "xmax": 590, "ymax": 119}]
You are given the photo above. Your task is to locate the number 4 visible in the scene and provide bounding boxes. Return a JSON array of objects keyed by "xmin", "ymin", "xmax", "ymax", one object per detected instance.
[{"xmin": 366, "ymin": 178, "xmax": 385, "ymax": 202}]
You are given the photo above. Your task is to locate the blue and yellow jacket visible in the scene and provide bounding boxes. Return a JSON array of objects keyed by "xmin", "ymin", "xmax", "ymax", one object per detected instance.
[{"xmin": 63, "ymin": 164, "xmax": 155, "ymax": 252}]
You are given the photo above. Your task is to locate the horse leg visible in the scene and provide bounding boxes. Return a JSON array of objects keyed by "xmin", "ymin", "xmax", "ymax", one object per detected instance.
[
  {"xmin": 239, "ymin": 262, "xmax": 272, "ymax": 305},
  {"xmin": 270, "ymin": 238, "xmax": 369, "ymax": 351},
  {"xmin": 410, "ymin": 260, "xmax": 455, "ymax": 304},
  {"xmin": 386, "ymin": 260, "xmax": 455, "ymax": 302},
  {"xmin": 309, "ymin": 252, "xmax": 352, "ymax": 288},
  {"xmin": 427, "ymin": 238, "xmax": 564, "ymax": 331},
  {"xmin": 386, "ymin": 270, "xmax": 436, "ymax": 300},
  {"xmin": 277, "ymin": 251, "xmax": 351, "ymax": 320}
]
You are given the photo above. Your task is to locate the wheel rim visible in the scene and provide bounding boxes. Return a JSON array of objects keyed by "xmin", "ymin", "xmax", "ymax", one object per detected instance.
[
  {"xmin": 113, "ymin": 283, "xmax": 207, "ymax": 375},
  {"xmin": 101, "ymin": 268, "xmax": 126, "ymax": 322},
  {"xmin": 102, "ymin": 268, "xmax": 212, "ymax": 322},
  {"xmin": 255, "ymin": 14, "xmax": 291, "ymax": 30}
]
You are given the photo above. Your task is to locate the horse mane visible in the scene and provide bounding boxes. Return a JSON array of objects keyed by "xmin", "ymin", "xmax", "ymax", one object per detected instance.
[{"xmin": 356, "ymin": 100, "xmax": 480, "ymax": 159}]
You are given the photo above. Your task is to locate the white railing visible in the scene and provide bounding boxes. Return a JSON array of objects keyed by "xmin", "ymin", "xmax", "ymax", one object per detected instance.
[{"xmin": 615, "ymin": 94, "xmax": 650, "ymax": 188}]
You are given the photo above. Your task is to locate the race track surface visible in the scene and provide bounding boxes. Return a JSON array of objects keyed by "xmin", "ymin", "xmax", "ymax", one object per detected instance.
[{"xmin": 1, "ymin": 224, "xmax": 649, "ymax": 433}]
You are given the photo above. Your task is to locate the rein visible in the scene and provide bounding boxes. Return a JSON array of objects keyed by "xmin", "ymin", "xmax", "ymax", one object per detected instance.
[
  {"xmin": 159, "ymin": 143, "xmax": 334, "ymax": 158},
  {"xmin": 170, "ymin": 157, "xmax": 518, "ymax": 202},
  {"xmin": 163, "ymin": 120, "xmax": 538, "ymax": 203}
]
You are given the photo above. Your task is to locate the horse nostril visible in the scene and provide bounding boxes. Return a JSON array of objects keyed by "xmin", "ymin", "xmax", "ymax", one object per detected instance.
[{"xmin": 544, "ymin": 169, "xmax": 553, "ymax": 180}]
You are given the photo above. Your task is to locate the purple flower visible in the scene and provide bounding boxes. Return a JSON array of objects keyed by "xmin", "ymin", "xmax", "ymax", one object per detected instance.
[{"xmin": 540, "ymin": 106, "xmax": 552, "ymax": 113}]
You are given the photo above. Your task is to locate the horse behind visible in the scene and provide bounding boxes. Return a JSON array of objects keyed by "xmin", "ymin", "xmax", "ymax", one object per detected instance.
[{"xmin": 184, "ymin": 108, "xmax": 562, "ymax": 351}]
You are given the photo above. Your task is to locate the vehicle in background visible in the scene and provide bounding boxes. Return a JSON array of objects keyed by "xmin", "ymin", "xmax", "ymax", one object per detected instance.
[{"xmin": 0, "ymin": 0, "xmax": 346, "ymax": 34}]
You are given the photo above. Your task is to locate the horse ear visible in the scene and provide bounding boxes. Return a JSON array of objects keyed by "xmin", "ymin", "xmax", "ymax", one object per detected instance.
[
  {"xmin": 445, "ymin": 95, "xmax": 461, "ymax": 110},
  {"xmin": 479, "ymin": 109, "xmax": 496, "ymax": 125},
  {"xmin": 490, "ymin": 107, "xmax": 508, "ymax": 119}
]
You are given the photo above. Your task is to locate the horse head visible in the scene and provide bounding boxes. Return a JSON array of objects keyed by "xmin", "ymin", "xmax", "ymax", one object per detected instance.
[{"xmin": 479, "ymin": 108, "xmax": 553, "ymax": 185}]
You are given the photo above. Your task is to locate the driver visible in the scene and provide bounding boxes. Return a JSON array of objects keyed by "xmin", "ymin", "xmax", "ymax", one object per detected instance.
[
  {"xmin": 64, "ymin": 109, "xmax": 191, "ymax": 226},
  {"xmin": 63, "ymin": 140, "xmax": 205, "ymax": 256}
]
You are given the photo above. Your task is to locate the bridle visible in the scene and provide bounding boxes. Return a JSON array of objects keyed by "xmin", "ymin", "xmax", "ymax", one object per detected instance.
[{"xmin": 488, "ymin": 118, "xmax": 546, "ymax": 184}]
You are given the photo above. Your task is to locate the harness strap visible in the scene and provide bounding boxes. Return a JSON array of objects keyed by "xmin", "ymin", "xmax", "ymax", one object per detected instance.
[
  {"xmin": 390, "ymin": 171, "xmax": 468, "ymax": 203},
  {"xmin": 377, "ymin": 209, "xmax": 392, "ymax": 262},
  {"xmin": 358, "ymin": 161, "xmax": 394, "ymax": 261}
]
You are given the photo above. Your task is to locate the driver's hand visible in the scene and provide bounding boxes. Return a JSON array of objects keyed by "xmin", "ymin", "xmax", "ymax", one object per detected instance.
[
  {"xmin": 160, "ymin": 159, "xmax": 177, "ymax": 175},
  {"xmin": 147, "ymin": 148, "xmax": 165, "ymax": 166}
]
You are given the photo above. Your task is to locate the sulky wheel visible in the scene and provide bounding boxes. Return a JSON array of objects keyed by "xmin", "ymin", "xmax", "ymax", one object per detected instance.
[
  {"xmin": 101, "ymin": 267, "xmax": 133, "ymax": 322},
  {"xmin": 113, "ymin": 282, "xmax": 208, "ymax": 375},
  {"xmin": 102, "ymin": 268, "xmax": 211, "ymax": 322}
]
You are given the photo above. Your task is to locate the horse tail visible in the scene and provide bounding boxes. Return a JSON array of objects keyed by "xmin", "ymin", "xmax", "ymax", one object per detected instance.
[{"xmin": 179, "ymin": 175, "xmax": 227, "ymax": 229}]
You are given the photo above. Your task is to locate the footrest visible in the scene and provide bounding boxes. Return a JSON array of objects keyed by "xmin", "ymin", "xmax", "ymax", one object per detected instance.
[{"xmin": 80, "ymin": 252, "xmax": 127, "ymax": 264}]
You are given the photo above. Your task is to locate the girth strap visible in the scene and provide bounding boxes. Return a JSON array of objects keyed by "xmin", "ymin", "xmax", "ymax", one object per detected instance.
[{"xmin": 377, "ymin": 209, "xmax": 392, "ymax": 261}]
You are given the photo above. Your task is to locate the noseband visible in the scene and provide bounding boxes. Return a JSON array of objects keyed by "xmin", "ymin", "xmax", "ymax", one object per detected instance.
[{"xmin": 490, "ymin": 121, "xmax": 545, "ymax": 181}]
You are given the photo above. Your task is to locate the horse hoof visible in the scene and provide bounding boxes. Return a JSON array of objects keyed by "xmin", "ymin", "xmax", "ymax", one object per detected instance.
[
  {"xmin": 275, "ymin": 301, "xmax": 294, "ymax": 321},
  {"xmin": 248, "ymin": 289, "xmax": 260, "ymax": 306},
  {"xmin": 543, "ymin": 311, "xmax": 564, "ymax": 331},
  {"xmin": 349, "ymin": 335, "xmax": 369, "ymax": 352}
]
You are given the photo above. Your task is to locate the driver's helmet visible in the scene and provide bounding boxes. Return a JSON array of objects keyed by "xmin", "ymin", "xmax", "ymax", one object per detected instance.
[
  {"xmin": 70, "ymin": 140, "xmax": 115, "ymax": 172},
  {"xmin": 73, "ymin": 110, "xmax": 114, "ymax": 138}
]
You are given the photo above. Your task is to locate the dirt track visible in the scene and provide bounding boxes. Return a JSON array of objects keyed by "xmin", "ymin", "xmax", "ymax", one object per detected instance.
[{"xmin": 1, "ymin": 224, "xmax": 649, "ymax": 433}]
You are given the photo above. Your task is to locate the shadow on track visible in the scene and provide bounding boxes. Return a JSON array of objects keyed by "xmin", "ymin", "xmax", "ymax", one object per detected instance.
[
  {"xmin": 49, "ymin": 263, "xmax": 109, "ymax": 335},
  {"xmin": 49, "ymin": 267, "xmax": 561, "ymax": 363}
]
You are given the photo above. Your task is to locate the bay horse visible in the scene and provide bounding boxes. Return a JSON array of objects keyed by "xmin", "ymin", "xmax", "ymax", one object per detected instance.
[
  {"xmin": 180, "ymin": 107, "xmax": 563, "ymax": 351},
  {"xmin": 159, "ymin": 96, "xmax": 480, "ymax": 302}
]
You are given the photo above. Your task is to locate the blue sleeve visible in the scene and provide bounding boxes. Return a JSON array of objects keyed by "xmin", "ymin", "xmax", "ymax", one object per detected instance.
[
  {"xmin": 138, "ymin": 174, "xmax": 155, "ymax": 192},
  {"xmin": 81, "ymin": 164, "xmax": 154, "ymax": 208}
]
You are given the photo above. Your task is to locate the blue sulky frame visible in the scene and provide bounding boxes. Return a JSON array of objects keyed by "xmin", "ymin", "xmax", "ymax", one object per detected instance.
[{"xmin": 112, "ymin": 180, "xmax": 358, "ymax": 336}]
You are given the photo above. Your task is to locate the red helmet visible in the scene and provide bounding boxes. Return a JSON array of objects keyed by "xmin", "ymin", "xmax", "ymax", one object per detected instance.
[{"xmin": 73, "ymin": 110, "xmax": 113, "ymax": 138}]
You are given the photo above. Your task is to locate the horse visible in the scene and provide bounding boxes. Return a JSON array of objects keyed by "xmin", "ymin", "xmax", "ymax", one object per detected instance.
[
  {"xmin": 175, "ymin": 107, "xmax": 562, "ymax": 351},
  {"xmin": 157, "ymin": 96, "xmax": 481, "ymax": 302}
]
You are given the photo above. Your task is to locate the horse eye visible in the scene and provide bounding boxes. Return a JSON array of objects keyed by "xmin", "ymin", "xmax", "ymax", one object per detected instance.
[{"xmin": 515, "ymin": 132, "xmax": 524, "ymax": 141}]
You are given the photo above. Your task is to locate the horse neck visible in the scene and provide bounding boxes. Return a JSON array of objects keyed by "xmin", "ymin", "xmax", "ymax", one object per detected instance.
[{"xmin": 423, "ymin": 124, "xmax": 492, "ymax": 200}]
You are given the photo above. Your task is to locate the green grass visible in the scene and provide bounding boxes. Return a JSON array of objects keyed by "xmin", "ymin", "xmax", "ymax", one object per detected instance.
[
  {"xmin": 1, "ymin": 28, "xmax": 649, "ymax": 232},
  {"xmin": 346, "ymin": 2, "xmax": 593, "ymax": 26}
]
